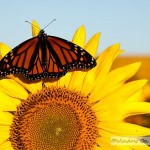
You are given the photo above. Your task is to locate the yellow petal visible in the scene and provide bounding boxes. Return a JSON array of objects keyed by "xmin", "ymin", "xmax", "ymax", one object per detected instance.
[
  {"xmin": 0, "ymin": 91, "xmax": 20, "ymax": 111},
  {"xmin": 107, "ymin": 62, "xmax": 141, "ymax": 84},
  {"xmin": 118, "ymin": 101, "xmax": 150, "ymax": 117},
  {"xmin": 92, "ymin": 80, "xmax": 147, "ymax": 111},
  {"xmin": 127, "ymin": 88, "xmax": 143, "ymax": 102},
  {"xmin": 0, "ymin": 111, "xmax": 13, "ymax": 125},
  {"xmin": 84, "ymin": 32, "xmax": 100, "ymax": 58},
  {"xmin": 82, "ymin": 44, "xmax": 123, "ymax": 95},
  {"xmin": 99, "ymin": 101, "xmax": 150, "ymax": 121},
  {"xmin": 93, "ymin": 44, "xmax": 122, "ymax": 78},
  {"xmin": 99, "ymin": 121, "xmax": 150, "ymax": 136},
  {"xmin": 8, "ymin": 75, "xmax": 42, "ymax": 93},
  {"xmin": 0, "ymin": 141, "xmax": 13, "ymax": 150},
  {"xmin": 0, "ymin": 43, "xmax": 11, "ymax": 59},
  {"xmin": 96, "ymin": 137, "xmax": 117, "ymax": 150},
  {"xmin": 72, "ymin": 25, "xmax": 86, "ymax": 48},
  {"xmin": 90, "ymin": 62, "xmax": 141, "ymax": 101},
  {"xmin": 129, "ymin": 144, "xmax": 150, "ymax": 150},
  {"xmin": 0, "ymin": 126, "xmax": 10, "ymax": 144},
  {"xmin": 44, "ymin": 81, "xmax": 57, "ymax": 87},
  {"xmin": 113, "ymin": 147, "xmax": 133, "ymax": 150},
  {"xmin": 32, "ymin": 20, "xmax": 40, "ymax": 37},
  {"xmin": 68, "ymin": 32, "xmax": 101, "ymax": 91},
  {"xmin": 68, "ymin": 71, "xmax": 87, "ymax": 91},
  {"xmin": 0, "ymin": 78, "xmax": 28, "ymax": 100},
  {"xmin": 57, "ymin": 72, "xmax": 72, "ymax": 88}
]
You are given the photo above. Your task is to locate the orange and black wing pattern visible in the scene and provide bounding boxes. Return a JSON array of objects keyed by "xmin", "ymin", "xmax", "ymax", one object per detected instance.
[
  {"xmin": 0, "ymin": 38, "xmax": 44, "ymax": 79},
  {"xmin": 0, "ymin": 30, "xmax": 96, "ymax": 80},
  {"xmin": 46, "ymin": 36, "xmax": 96, "ymax": 69}
]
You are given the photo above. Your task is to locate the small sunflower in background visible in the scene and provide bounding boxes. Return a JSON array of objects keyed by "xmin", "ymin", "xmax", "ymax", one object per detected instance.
[{"xmin": 0, "ymin": 21, "xmax": 150, "ymax": 150}]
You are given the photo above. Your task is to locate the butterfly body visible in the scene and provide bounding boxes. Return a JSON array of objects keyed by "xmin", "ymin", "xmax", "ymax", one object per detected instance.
[{"xmin": 0, "ymin": 30, "xmax": 96, "ymax": 80}]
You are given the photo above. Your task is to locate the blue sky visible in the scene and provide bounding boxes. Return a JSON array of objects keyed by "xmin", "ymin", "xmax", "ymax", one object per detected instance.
[{"xmin": 0, "ymin": 0, "xmax": 150, "ymax": 55}]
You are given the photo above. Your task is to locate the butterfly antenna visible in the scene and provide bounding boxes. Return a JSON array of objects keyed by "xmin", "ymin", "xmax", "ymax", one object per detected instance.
[
  {"xmin": 43, "ymin": 19, "xmax": 56, "ymax": 30},
  {"xmin": 25, "ymin": 21, "xmax": 40, "ymax": 30}
]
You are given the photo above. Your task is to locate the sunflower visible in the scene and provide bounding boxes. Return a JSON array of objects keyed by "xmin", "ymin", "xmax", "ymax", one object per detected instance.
[{"xmin": 0, "ymin": 21, "xmax": 150, "ymax": 150}]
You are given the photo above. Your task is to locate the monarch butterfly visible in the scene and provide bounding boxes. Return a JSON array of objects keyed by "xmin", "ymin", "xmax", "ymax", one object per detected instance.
[{"xmin": 0, "ymin": 25, "xmax": 96, "ymax": 80}]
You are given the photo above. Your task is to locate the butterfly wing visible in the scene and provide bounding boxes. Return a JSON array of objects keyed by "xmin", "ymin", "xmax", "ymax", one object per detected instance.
[
  {"xmin": 46, "ymin": 36, "xmax": 96, "ymax": 71},
  {"xmin": 0, "ymin": 37, "xmax": 45, "ymax": 80},
  {"xmin": 0, "ymin": 36, "xmax": 70, "ymax": 80},
  {"xmin": 44, "ymin": 43, "xmax": 67, "ymax": 78},
  {"xmin": 0, "ymin": 32, "xmax": 97, "ymax": 80}
]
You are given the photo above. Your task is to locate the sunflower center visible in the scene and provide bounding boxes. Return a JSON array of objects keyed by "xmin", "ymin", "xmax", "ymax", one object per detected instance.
[
  {"xmin": 10, "ymin": 86, "xmax": 98, "ymax": 150},
  {"xmin": 29, "ymin": 105, "xmax": 81, "ymax": 149}
]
